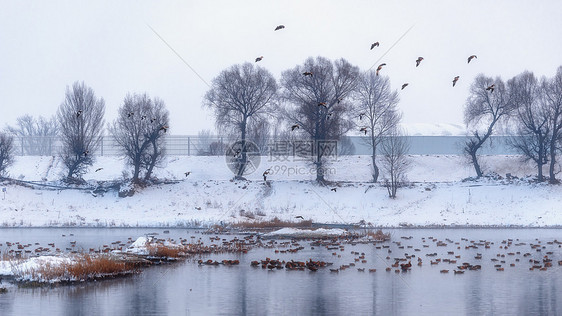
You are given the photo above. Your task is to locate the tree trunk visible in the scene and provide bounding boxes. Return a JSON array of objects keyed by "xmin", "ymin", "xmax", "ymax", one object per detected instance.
[
  {"xmin": 470, "ymin": 150, "xmax": 483, "ymax": 178},
  {"xmin": 144, "ymin": 141, "xmax": 158, "ymax": 181},
  {"xmin": 236, "ymin": 118, "xmax": 247, "ymax": 178},
  {"xmin": 371, "ymin": 147, "xmax": 379, "ymax": 183}
]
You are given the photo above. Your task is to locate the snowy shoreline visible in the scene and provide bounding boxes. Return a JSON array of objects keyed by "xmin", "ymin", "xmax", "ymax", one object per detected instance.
[{"xmin": 0, "ymin": 155, "xmax": 560, "ymax": 228}]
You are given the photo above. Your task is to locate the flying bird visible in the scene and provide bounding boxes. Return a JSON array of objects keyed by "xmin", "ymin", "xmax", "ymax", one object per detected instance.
[
  {"xmin": 95, "ymin": 168, "xmax": 103, "ymax": 172},
  {"xmin": 263, "ymin": 168, "xmax": 271, "ymax": 181},
  {"xmin": 318, "ymin": 102, "xmax": 327, "ymax": 108},
  {"xmin": 76, "ymin": 110, "xmax": 83, "ymax": 118},
  {"xmin": 295, "ymin": 215, "xmax": 304, "ymax": 220},
  {"xmin": 255, "ymin": 56, "xmax": 263, "ymax": 62},
  {"xmin": 274, "ymin": 25, "xmax": 285, "ymax": 31},
  {"xmin": 468, "ymin": 55, "xmax": 477, "ymax": 63},
  {"xmin": 159, "ymin": 125, "xmax": 169, "ymax": 133},
  {"xmin": 83, "ymin": 150, "xmax": 89, "ymax": 157},
  {"xmin": 360, "ymin": 127, "xmax": 368, "ymax": 135},
  {"xmin": 291, "ymin": 124, "xmax": 300, "ymax": 131},
  {"xmin": 184, "ymin": 171, "xmax": 191, "ymax": 177},
  {"xmin": 415, "ymin": 57, "xmax": 424, "ymax": 67},
  {"xmin": 141, "ymin": 115, "xmax": 147, "ymax": 120},
  {"xmin": 359, "ymin": 113, "xmax": 365, "ymax": 120},
  {"xmin": 370, "ymin": 42, "xmax": 379, "ymax": 50},
  {"xmin": 401, "ymin": 83, "xmax": 409, "ymax": 90},
  {"xmin": 150, "ymin": 118, "xmax": 156, "ymax": 123},
  {"xmin": 486, "ymin": 84, "xmax": 495, "ymax": 93},
  {"xmin": 376, "ymin": 63, "xmax": 386, "ymax": 76},
  {"xmin": 452, "ymin": 76, "xmax": 460, "ymax": 87},
  {"xmin": 127, "ymin": 112, "xmax": 134, "ymax": 118},
  {"xmin": 303, "ymin": 72, "xmax": 313, "ymax": 77},
  {"xmin": 330, "ymin": 188, "xmax": 337, "ymax": 192}
]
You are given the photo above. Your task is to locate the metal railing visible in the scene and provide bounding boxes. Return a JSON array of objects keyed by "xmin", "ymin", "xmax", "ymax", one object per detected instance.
[{"xmin": 11, "ymin": 135, "xmax": 520, "ymax": 156}]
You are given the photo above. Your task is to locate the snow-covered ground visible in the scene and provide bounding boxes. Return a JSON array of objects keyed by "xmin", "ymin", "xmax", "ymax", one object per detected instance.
[{"xmin": 0, "ymin": 155, "xmax": 559, "ymax": 227}]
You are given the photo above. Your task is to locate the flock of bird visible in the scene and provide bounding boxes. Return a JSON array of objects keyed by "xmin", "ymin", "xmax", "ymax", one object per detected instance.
[
  {"xmin": 194, "ymin": 232, "xmax": 562, "ymax": 277},
  {"xmin": 2, "ymin": 231, "xmax": 560, "ymax": 287},
  {"xmin": 257, "ymin": 25, "xmax": 496, "ymax": 137}
]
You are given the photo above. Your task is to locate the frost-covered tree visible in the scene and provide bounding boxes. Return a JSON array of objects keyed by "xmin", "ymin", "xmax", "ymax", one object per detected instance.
[
  {"xmin": 381, "ymin": 128, "xmax": 410, "ymax": 198},
  {"xmin": 0, "ymin": 132, "xmax": 15, "ymax": 177},
  {"xmin": 6, "ymin": 114, "xmax": 58, "ymax": 156},
  {"xmin": 109, "ymin": 93, "xmax": 169, "ymax": 183},
  {"xmin": 508, "ymin": 71, "xmax": 550, "ymax": 182},
  {"xmin": 542, "ymin": 66, "xmax": 562, "ymax": 183},
  {"xmin": 57, "ymin": 82, "xmax": 105, "ymax": 182},
  {"xmin": 463, "ymin": 75, "xmax": 513, "ymax": 178},
  {"xmin": 353, "ymin": 72, "xmax": 401, "ymax": 182},
  {"xmin": 281, "ymin": 56, "xmax": 359, "ymax": 182},
  {"xmin": 204, "ymin": 63, "xmax": 277, "ymax": 179}
]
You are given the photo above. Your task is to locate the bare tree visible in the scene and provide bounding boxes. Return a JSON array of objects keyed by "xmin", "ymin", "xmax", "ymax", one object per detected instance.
[
  {"xmin": 57, "ymin": 82, "xmax": 105, "ymax": 182},
  {"xmin": 508, "ymin": 71, "xmax": 550, "ymax": 182},
  {"xmin": 109, "ymin": 93, "xmax": 170, "ymax": 183},
  {"xmin": 6, "ymin": 115, "xmax": 58, "ymax": 155},
  {"xmin": 543, "ymin": 66, "xmax": 562, "ymax": 183},
  {"xmin": 281, "ymin": 56, "xmax": 359, "ymax": 182},
  {"xmin": 380, "ymin": 128, "xmax": 410, "ymax": 198},
  {"xmin": 0, "ymin": 132, "xmax": 15, "ymax": 177},
  {"xmin": 203, "ymin": 63, "xmax": 277, "ymax": 179},
  {"xmin": 353, "ymin": 72, "xmax": 401, "ymax": 182},
  {"xmin": 463, "ymin": 75, "xmax": 512, "ymax": 178}
]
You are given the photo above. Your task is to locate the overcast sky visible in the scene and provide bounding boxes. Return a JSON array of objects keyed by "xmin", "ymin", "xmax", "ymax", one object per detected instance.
[{"xmin": 1, "ymin": 0, "xmax": 562, "ymax": 135}]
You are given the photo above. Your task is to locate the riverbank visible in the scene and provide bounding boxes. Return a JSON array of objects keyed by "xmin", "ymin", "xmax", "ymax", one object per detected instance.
[{"xmin": 0, "ymin": 155, "xmax": 559, "ymax": 228}]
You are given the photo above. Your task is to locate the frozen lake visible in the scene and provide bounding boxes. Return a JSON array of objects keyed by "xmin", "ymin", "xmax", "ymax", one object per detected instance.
[{"xmin": 0, "ymin": 228, "xmax": 560, "ymax": 315}]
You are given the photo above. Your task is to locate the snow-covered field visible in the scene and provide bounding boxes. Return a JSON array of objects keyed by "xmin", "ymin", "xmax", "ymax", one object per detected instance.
[{"xmin": 0, "ymin": 155, "xmax": 560, "ymax": 228}]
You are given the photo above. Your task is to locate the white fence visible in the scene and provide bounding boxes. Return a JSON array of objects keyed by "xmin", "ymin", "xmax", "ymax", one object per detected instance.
[{"xmin": 11, "ymin": 135, "xmax": 519, "ymax": 156}]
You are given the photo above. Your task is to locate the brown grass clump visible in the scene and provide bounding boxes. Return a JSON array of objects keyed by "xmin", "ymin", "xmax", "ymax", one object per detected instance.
[
  {"xmin": 231, "ymin": 217, "xmax": 313, "ymax": 229},
  {"xmin": 366, "ymin": 229, "xmax": 391, "ymax": 241},
  {"xmin": 146, "ymin": 244, "xmax": 186, "ymax": 258},
  {"xmin": 27, "ymin": 254, "xmax": 136, "ymax": 282}
]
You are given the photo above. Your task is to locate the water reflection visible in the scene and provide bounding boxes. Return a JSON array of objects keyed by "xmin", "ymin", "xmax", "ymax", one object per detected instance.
[{"xmin": 0, "ymin": 228, "xmax": 560, "ymax": 315}]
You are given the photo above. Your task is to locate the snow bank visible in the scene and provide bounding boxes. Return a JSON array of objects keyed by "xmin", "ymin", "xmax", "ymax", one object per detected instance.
[
  {"xmin": 0, "ymin": 155, "xmax": 558, "ymax": 228},
  {"xmin": 265, "ymin": 228, "xmax": 348, "ymax": 238},
  {"xmin": 0, "ymin": 256, "xmax": 73, "ymax": 278}
]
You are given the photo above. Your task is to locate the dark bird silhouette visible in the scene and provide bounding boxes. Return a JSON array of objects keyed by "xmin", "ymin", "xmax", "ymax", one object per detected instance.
[
  {"xmin": 141, "ymin": 115, "xmax": 147, "ymax": 120},
  {"xmin": 263, "ymin": 169, "xmax": 271, "ymax": 181},
  {"xmin": 76, "ymin": 110, "xmax": 83, "ymax": 118},
  {"xmin": 376, "ymin": 63, "xmax": 386, "ymax": 76},
  {"xmin": 401, "ymin": 83, "xmax": 409, "ymax": 90},
  {"xmin": 359, "ymin": 113, "xmax": 366, "ymax": 120},
  {"xmin": 95, "ymin": 168, "xmax": 103, "ymax": 172},
  {"xmin": 486, "ymin": 84, "xmax": 495, "ymax": 93},
  {"xmin": 303, "ymin": 72, "xmax": 313, "ymax": 76},
  {"xmin": 150, "ymin": 118, "xmax": 156, "ymax": 123},
  {"xmin": 291, "ymin": 124, "xmax": 300, "ymax": 131},
  {"xmin": 83, "ymin": 150, "xmax": 89, "ymax": 157},
  {"xmin": 255, "ymin": 56, "xmax": 263, "ymax": 62},
  {"xmin": 415, "ymin": 57, "xmax": 424, "ymax": 67},
  {"xmin": 127, "ymin": 112, "xmax": 134, "ymax": 118},
  {"xmin": 453, "ymin": 76, "xmax": 460, "ymax": 87},
  {"xmin": 468, "ymin": 55, "xmax": 477, "ymax": 63},
  {"xmin": 233, "ymin": 149, "xmax": 241, "ymax": 157},
  {"xmin": 184, "ymin": 171, "xmax": 191, "ymax": 177},
  {"xmin": 159, "ymin": 125, "xmax": 169, "ymax": 133},
  {"xmin": 295, "ymin": 215, "xmax": 304, "ymax": 220},
  {"xmin": 360, "ymin": 127, "xmax": 368, "ymax": 135},
  {"xmin": 318, "ymin": 102, "xmax": 327, "ymax": 108},
  {"xmin": 330, "ymin": 188, "xmax": 337, "ymax": 192},
  {"xmin": 274, "ymin": 25, "xmax": 285, "ymax": 31},
  {"xmin": 370, "ymin": 42, "xmax": 379, "ymax": 50}
]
